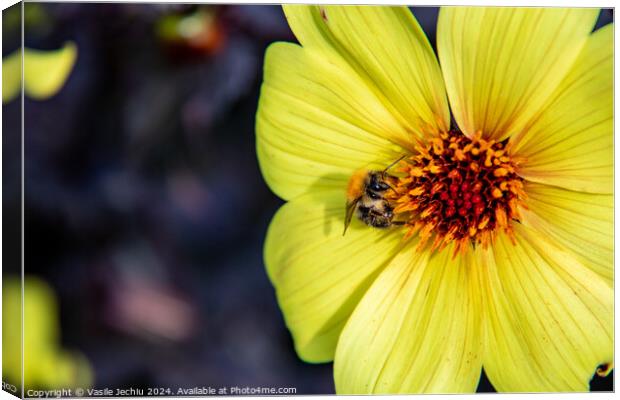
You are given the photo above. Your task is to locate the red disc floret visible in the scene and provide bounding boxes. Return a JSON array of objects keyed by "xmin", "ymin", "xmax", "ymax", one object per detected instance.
[{"xmin": 389, "ymin": 130, "xmax": 527, "ymax": 256}]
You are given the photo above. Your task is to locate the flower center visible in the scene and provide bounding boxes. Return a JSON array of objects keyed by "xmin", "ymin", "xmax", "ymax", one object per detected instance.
[{"xmin": 389, "ymin": 130, "xmax": 526, "ymax": 256}]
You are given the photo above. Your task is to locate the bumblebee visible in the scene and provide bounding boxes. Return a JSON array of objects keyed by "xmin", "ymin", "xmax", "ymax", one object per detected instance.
[{"xmin": 343, "ymin": 157, "xmax": 405, "ymax": 235}]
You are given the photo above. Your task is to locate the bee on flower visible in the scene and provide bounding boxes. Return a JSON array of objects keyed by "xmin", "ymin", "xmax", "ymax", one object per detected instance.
[
  {"xmin": 256, "ymin": 5, "xmax": 613, "ymax": 393},
  {"xmin": 343, "ymin": 156, "xmax": 406, "ymax": 234}
]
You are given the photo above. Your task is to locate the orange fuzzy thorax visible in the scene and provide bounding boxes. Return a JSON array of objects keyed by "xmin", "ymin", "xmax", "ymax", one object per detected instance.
[{"xmin": 346, "ymin": 169, "xmax": 369, "ymax": 203}]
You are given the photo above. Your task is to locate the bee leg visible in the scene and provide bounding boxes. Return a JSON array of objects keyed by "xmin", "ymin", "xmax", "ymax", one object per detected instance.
[{"xmin": 392, "ymin": 221, "xmax": 406, "ymax": 226}]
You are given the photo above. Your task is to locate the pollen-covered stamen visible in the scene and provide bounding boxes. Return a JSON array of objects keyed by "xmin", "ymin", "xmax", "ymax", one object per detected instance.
[{"xmin": 389, "ymin": 130, "xmax": 526, "ymax": 256}]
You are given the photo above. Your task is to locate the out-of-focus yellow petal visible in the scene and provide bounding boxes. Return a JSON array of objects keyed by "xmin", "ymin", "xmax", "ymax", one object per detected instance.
[
  {"xmin": 257, "ymin": 42, "xmax": 406, "ymax": 201},
  {"xmin": 3, "ymin": 276, "xmax": 93, "ymax": 390},
  {"xmin": 481, "ymin": 225, "xmax": 613, "ymax": 392},
  {"xmin": 282, "ymin": 5, "xmax": 450, "ymax": 138},
  {"xmin": 522, "ymin": 182, "xmax": 613, "ymax": 285},
  {"xmin": 264, "ymin": 191, "xmax": 404, "ymax": 363},
  {"xmin": 34, "ymin": 351, "xmax": 93, "ymax": 391},
  {"xmin": 438, "ymin": 7, "xmax": 599, "ymax": 141},
  {"xmin": 23, "ymin": 42, "xmax": 77, "ymax": 100},
  {"xmin": 334, "ymin": 244, "xmax": 483, "ymax": 393},
  {"xmin": 2, "ymin": 49, "xmax": 21, "ymax": 103},
  {"xmin": 512, "ymin": 24, "xmax": 612, "ymax": 194},
  {"xmin": 2, "ymin": 278, "xmax": 23, "ymax": 389}
]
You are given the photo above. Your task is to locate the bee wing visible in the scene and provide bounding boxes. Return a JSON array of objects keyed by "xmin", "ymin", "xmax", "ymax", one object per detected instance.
[{"xmin": 343, "ymin": 197, "xmax": 361, "ymax": 236}]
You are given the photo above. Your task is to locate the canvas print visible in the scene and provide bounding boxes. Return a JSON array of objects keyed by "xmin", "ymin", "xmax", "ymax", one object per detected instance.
[{"xmin": 2, "ymin": 2, "xmax": 614, "ymax": 396}]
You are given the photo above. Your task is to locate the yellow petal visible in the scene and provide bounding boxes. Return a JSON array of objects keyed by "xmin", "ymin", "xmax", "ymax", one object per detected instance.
[
  {"xmin": 438, "ymin": 7, "xmax": 599, "ymax": 141},
  {"xmin": 521, "ymin": 182, "xmax": 613, "ymax": 286},
  {"xmin": 2, "ymin": 278, "xmax": 23, "ymax": 387},
  {"xmin": 481, "ymin": 225, "xmax": 613, "ymax": 392},
  {"xmin": 334, "ymin": 244, "xmax": 483, "ymax": 393},
  {"xmin": 283, "ymin": 5, "xmax": 450, "ymax": 138},
  {"xmin": 264, "ymin": 191, "xmax": 404, "ymax": 362},
  {"xmin": 257, "ymin": 42, "xmax": 406, "ymax": 201},
  {"xmin": 4, "ymin": 276, "xmax": 93, "ymax": 390},
  {"xmin": 23, "ymin": 42, "xmax": 77, "ymax": 100},
  {"xmin": 2, "ymin": 49, "xmax": 21, "ymax": 103},
  {"xmin": 33, "ymin": 350, "xmax": 93, "ymax": 390},
  {"xmin": 512, "ymin": 24, "xmax": 612, "ymax": 194}
]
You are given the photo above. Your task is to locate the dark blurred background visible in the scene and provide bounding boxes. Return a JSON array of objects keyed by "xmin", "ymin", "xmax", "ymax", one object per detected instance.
[{"xmin": 2, "ymin": 3, "xmax": 613, "ymax": 394}]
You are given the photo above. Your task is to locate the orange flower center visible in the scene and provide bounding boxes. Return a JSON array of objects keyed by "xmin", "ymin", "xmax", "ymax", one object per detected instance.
[{"xmin": 389, "ymin": 130, "xmax": 527, "ymax": 256}]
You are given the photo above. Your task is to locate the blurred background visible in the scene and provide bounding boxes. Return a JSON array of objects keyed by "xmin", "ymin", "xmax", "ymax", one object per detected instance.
[{"xmin": 2, "ymin": 3, "xmax": 614, "ymax": 395}]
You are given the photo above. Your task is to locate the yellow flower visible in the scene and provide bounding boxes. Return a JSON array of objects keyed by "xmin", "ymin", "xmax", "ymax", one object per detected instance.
[
  {"xmin": 256, "ymin": 6, "xmax": 612, "ymax": 393},
  {"xmin": 3, "ymin": 276, "xmax": 93, "ymax": 391},
  {"xmin": 2, "ymin": 41, "xmax": 77, "ymax": 103}
]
